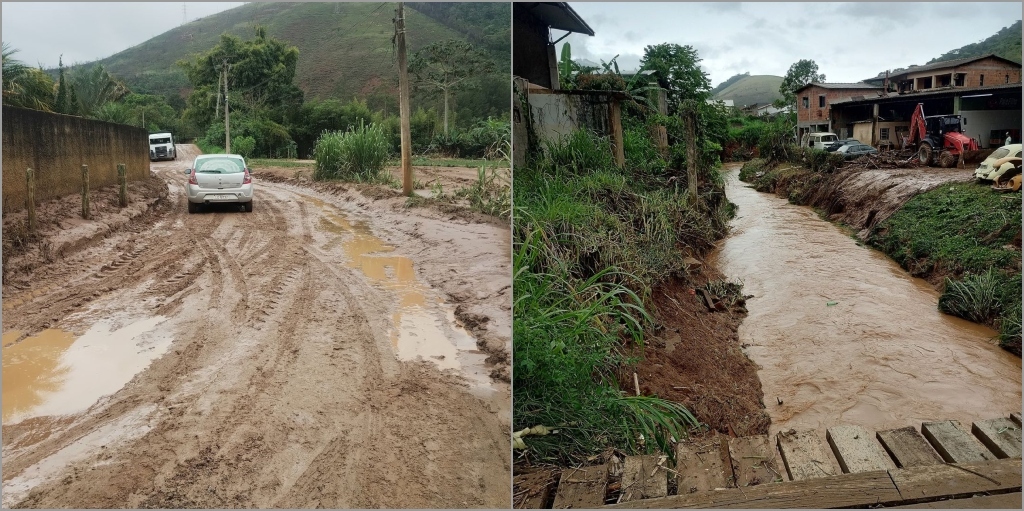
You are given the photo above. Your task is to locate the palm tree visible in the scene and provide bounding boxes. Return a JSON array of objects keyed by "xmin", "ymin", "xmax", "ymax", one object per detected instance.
[
  {"xmin": 2, "ymin": 42, "xmax": 56, "ymax": 111},
  {"xmin": 69, "ymin": 64, "xmax": 129, "ymax": 116}
]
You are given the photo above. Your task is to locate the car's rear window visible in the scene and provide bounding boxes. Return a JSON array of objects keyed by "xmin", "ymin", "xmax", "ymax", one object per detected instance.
[
  {"xmin": 150, "ymin": 138, "xmax": 171, "ymax": 144},
  {"xmin": 196, "ymin": 157, "xmax": 245, "ymax": 174},
  {"xmin": 991, "ymin": 148, "xmax": 1011, "ymax": 160}
]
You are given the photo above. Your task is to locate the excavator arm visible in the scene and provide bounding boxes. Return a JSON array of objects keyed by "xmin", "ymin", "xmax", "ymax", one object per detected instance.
[{"xmin": 903, "ymin": 103, "xmax": 926, "ymax": 150}]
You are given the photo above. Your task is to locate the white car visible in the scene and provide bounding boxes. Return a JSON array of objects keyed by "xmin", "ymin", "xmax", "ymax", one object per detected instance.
[
  {"xmin": 185, "ymin": 154, "xmax": 253, "ymax": 213},
  {"xmin": 975, "ymin": 144, "xmax": 1022, "ymax": 181}
]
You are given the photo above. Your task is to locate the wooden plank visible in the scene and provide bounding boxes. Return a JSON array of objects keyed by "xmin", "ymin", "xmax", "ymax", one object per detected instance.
[
  {"xmin": 887, "ymin": 492, "xmax": 1022, "ymax": 509},
  {"xmin": 1011, "ymin": 413, "xmax": 1021, "ymax": 427},
  {"xmin": 619, "ymin": 455, "xmax": 668, "ymax": 502},
  {"xmin": 922, "ymin": 420, "xmax": 996, "ymax": 463},
  {"xmin": 551, "ymin": 464, "xmax": 607, "ymax": 509},
  {"xmin": 606, "ymin": 469, "xmax": 900, "ymax": 509},
  {"xmin": 877, "ymin": 426, "xmax": 944, "ymax": 468},
  {"xmin": 827, "ymin": 424, "xmax": 898, "ymax": 473},
  {"xmin": 776, "ymin": 429, "xmax": 840, "ymax": 481},
  {"xmin": 675, "ymin": 435, "xmax": 733, "ymax": 494},
  {"xmin": 972, "ymin": 418, "xmax": 1022, "ymax": 459},
  {"xmin": 889, "ymin": 457, "xmax": 1022, "ymax": 502},
  {"xmin": 728, "ymin": 435, "xmax": 784, "ymax": 487},
  {"xmin": 513, "ymin": 469, "xmax": 556, "ymax": 509}
]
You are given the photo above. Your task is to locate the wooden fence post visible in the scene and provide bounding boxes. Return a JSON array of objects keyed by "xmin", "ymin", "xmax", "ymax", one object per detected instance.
[
  {"xmin": 118, "ymin": 163, "xmax": 128, "ymax": 207},
  {"xmin": 26, "ymin": 167, "xmax": 37, "ymax": 233},
  {"xmin": 683, "ymin": 102, "xmax": 698, "ymax": 203},
  {"xmin": 81, "ymin": 164, "xmax": 90, "ymax": 219}
]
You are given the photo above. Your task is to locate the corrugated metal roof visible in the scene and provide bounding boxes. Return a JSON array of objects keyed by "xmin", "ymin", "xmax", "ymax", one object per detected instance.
[
  {"xmin": 861, "ymin": 54, "xmax": 1022, "ymax": 82},
  {"xmin": 521, "ymin": 2, "xmax": 595, "ymax": 36},
  {"xmin": 794, "ymin": 82, "xmax": 882, "ymax": 93},
  {"xmin": 830, "ymin": 83, "xmax": 1022, "ymax": 106}
]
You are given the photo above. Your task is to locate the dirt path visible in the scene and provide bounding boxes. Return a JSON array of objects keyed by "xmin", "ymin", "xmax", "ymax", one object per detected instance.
[{"xmin": 1, "ymin": 145, "xmax": 511, "ymax": 508}]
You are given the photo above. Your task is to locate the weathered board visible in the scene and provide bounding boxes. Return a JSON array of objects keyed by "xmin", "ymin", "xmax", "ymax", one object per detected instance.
[
  {"xmin": 606, "ymin": 469, "xmax": 901, "ymax": 509},
  {"xmin": 619, "ymin": 455, "xmax": 667, "ymax": 502},
  {"xmin": 921, "ymin": 420, "xmax": 996, "ymax": 463},
  {"xmin": 971, "ymin": 418, "xmax": 1022, "ymax": 459},
  {"xmin": 827, "ymin": 425, "xmax": 898, "ymax": 473},
  {"xmin": 776, "ymin": 429, "xmax": 840, "ymax": 481},
  {"xmin": 876, "ymin": 427, "xmax": 944, "ymax": 468},
  {"xmin": 728, "ymin": 435, "xmax": 784, "ymax": 487},
  {"xmin": 551, "ymin": 464, "xmax": 607, "ymax": 509},
  {"xmin": 888, "ymin": 458, "xmax": 1022, "ymax": 501},
  {"xmin": 887, "ymin": 492, "xmax": 1022, "ymax": 509},
  {"xmin": 513, "ymin": 469, "xmax": 557, "ymax": 509},
  {"xmin": 675, "ymin": 435, "xmax": 733, "ymax": 494},
  {"xmin": 1011, "ymin": 412, "xmax": 1022, "ymax": 427}
]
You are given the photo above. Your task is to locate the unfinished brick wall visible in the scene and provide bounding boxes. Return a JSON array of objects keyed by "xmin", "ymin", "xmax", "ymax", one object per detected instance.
[
  {"xmin": 798, "ymin": 86, "xmax": 881, "ymax": 125},
  {"xmin": 2, "ymin": 106, "xmax": 149, "ymax": 213}
]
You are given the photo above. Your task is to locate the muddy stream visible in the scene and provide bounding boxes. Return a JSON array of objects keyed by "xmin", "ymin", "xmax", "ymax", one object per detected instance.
[{"xmin": 714, "ymin": 164, "xmax": 1021, "ymax": 436}]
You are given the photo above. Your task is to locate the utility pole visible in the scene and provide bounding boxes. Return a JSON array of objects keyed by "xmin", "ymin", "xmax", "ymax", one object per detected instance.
[
  {"xmin": 215, "ymin": 64, "xmax": 221, "ymax": 120},
  {"xmin": 223, "ymin": 59, "xmax": 231, "ymax": 153},
  {"xmin": 396, "ymin": 2, "xmax": 413, "ymax": 196}
]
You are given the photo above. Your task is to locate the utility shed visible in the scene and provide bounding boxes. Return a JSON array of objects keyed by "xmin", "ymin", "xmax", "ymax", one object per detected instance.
[{"xmin": 512, "ymin": 2, "xmax": 594, "ymax": 90}]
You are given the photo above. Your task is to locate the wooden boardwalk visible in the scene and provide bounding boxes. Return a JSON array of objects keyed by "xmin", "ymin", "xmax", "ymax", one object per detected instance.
[{"xmin": 515, "ymin": 413, "xmax": 1022, "ymax": 509}]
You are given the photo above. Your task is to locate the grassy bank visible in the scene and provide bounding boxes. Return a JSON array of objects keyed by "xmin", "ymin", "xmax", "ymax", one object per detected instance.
[
  {"xmin": 738, "ymin": 156, "xmax": 1023, "ymax": 356},
  {"xmin": 513, "ymin": 128, "xmax": 733, "ymax": 463},
  {"xmin": 867, "ymin": 184, "xmax": 1022, "ymax": 354}
]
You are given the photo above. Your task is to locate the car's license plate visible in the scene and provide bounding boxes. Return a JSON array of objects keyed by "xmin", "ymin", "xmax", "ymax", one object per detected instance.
[{"xmin": 210, "ymin": 194, "xmax": 232, "ymax": 200}]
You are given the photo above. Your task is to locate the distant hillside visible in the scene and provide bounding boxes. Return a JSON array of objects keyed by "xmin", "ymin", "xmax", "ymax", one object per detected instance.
[
  {"xmin": 711, "ymin": 72, "xmax": 749, "ymax": 96},
  {"xmin": 59, "ymin": 2, "xmax": 509, "ymax": 112},
  {"xmin": 929, "ymin": 20, "xmax": 1022, "ymax": 64},
  {"xmin": 713, "ymin": 74, "xmax": 783, "ymax": 108}
]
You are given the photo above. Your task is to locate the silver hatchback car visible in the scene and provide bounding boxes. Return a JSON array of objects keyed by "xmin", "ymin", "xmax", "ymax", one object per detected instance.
[{"xmin": 185, "ymin": 154, "xmax": 254, "ymax": 213}]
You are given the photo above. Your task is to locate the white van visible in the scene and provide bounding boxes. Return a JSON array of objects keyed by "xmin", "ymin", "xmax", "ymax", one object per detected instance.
[
  {"xmin": 149, "ymin": 132, "xmax": 176, "ymax": 162},
  {"xmin": 800, "ymin": 132, "xmax": 839, "ymax": 151}
]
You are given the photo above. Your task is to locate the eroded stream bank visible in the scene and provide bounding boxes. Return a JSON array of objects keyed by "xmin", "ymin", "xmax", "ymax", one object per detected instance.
[{"xmin": 714, "ymin": 164, "xmax": 1022, "ymax": 436}]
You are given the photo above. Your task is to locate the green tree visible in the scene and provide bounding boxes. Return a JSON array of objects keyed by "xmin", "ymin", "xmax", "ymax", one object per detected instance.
[
  {"xmin": 54, "ymin": 56, "xmax": 72, "ymax": 114},
  {"xmin": 778, "ymin": 59, "xmax": 825, "ymax": 106},
  {"xmin": 409, "ymin": 39, "xmax": 495, "ymax": 134},
  {"xmin": 69, "ymin": 64, "xmax": 129, "ymax": 116},
  {"xmin": 2, "ymin": 42, "xmax": 56, "ymax": 111},
  {"xmin": 639, "ymin": 43, "xmax": 711, "ymax": 113}
]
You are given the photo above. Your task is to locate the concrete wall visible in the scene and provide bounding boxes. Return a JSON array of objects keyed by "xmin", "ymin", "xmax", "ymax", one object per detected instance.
[
  {"xmin": 3, "ymin": 105, "xmax": 149, "ymax": 213},
  {"xmin": 961, "ymin": 109, "xmax": 1022, "ymax": 148}
]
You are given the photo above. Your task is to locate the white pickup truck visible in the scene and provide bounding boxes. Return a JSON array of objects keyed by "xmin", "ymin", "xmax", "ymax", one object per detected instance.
[{"xmin": 149, "ymin": 132, "xmax": 176, "ymax": 162}]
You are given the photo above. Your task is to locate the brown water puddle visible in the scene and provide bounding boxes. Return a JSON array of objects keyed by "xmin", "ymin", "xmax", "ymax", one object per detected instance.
[
  {"xmin": 714, "ymin": 166, "xmax": 1022, "ymax": 436},
  {"xmin": 2, "ymin": 317, "xmax": 171, "ymax": 424},
  {"xmin": 310, "ymin": 198, "xmax": 492, "ymax": 385}
]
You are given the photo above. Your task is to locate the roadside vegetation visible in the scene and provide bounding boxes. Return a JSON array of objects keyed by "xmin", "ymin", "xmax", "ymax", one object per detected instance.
[{"xmin": 514, "ymin": 43, "xmax": 741, "ymax": 464}]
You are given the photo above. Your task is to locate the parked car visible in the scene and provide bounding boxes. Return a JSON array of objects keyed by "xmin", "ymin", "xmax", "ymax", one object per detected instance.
[
  {"xmin": 800, "ymin": 132, "xmax": 839, "ymax": 151},
  {"xmin": 836, "ymin": 144, "xmax": 879, "ymax": 159},
  {"xmin": 826, "ymin": 139, "xmax": 862, "ymax": 152},
  {"xmin": 185, "ymin": 154, "xmax": 253, "ymax": 213},
  {"xmin": 974, "ymin": 143, "xmax": 1022, "ymax": 181}
]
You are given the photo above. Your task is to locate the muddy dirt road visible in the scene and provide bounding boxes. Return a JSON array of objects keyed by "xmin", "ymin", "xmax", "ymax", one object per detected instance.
[
  {"xmin": 714, "ymin": 164, "xmax": 1022, "ymax": 437},
  {"xmin": 2, "ymin": 145, "xmax": 511, "ymax": 508}
]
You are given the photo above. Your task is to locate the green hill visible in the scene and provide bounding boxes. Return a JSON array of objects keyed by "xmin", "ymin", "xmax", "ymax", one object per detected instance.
[
  {"xmin": 929, "ymin": 20, "xmax": 1022, "ymax": 64},
  {"xmin": 60, "ymin": 2, "xmax": 509, "ymax": 116},
  {"xmin": 713, "ymin": 74, "xmax": 783, "ymax": 108}
]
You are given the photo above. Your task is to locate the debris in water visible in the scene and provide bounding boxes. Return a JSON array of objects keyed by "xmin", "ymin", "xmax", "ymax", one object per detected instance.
[{"xmin": 827, "ymin": 301, "xmax": 839, "ymax": 306}]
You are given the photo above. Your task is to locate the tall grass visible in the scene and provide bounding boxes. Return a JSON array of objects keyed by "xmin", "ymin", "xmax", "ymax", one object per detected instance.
[
  {"xmin": 313, "ymin": 121, "xmax": 391, "ymax": 183},
  {"xmin": 938, "ymin": 269, "xmax": 1002, "ymax": 323}
]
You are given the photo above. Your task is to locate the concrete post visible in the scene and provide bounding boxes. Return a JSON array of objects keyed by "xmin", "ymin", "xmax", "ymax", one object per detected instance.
[
  {"xmin": 81, "ymin": 165, "xmax": 90, "ymax": 219},
  {"xmin": 118, "ymin": 163, "xmax": 128, "ymax": 207},
  {"xmin": 609, "ymin": 99, "xmax": 625, "ymax": 168},
  {"xmin": 26, "ymin": 167, "xmax": 37, "ymax": 233}
]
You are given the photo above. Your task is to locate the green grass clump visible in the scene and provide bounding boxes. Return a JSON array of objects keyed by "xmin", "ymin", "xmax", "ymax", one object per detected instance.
[
  {"xmin": 313, "ymin": 121, "xmax": 391, "ymax": 183},
  {"xmin": 868, "ymin": 183, "xmax": 1022, "ymax": 355}
]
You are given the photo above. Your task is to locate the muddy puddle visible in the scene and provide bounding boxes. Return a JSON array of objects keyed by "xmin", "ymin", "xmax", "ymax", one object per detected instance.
[
  {"xmin": 714, "ymin": 165, "xmax": 1022, "ymax": 435},
  {"xmin": 309, "ymin": 196, "xmax": 493, "ymax": 388},
  {"xmin": 2, "ymin": 316, "xmax": 171, "ymax": 424}
]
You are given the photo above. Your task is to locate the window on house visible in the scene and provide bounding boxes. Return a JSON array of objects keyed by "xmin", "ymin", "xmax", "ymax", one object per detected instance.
[
  {"xmin": 880, "ymin": 128, "xmax": 890, "ymax": 140},
  {"xmin": 819, "ymin": 95, "xmax": 826, "ymax": 108},
  {"xmin": 980, "ymin": 74, "xmax": 984, "ymax": 86},
  {"xmin": 1006, "ymin": 74, "xmax": 1010, "ymax": 84},
  {"xmin": 803, "ymin": 97, "xmax": 809, "ymax": 108},
  {"xmin": 954, "ymin": 74, "xmax": 965, "ymax": 87}
]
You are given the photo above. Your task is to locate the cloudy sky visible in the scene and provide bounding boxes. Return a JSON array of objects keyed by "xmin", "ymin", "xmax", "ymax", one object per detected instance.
[
  {"xmin": 558, "ymin": 2, "xmax": 1022, "ymax": 86},
  {"xmin": 2, "ymin": 2, "xmax": 244, "ymax": 68}
]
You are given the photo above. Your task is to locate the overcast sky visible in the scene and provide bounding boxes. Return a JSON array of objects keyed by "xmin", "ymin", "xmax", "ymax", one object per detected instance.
[
  {"xmin": 558, "ymin": 2, "xmax": 1022, "ymax": 86},
  {"xmin": 2, "ymin": 2, "xmax": 244, "ymax": 69}
]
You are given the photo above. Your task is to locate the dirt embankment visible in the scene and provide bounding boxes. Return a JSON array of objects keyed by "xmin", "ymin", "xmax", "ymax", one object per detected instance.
[{"xmin": 2, "ymin": 145, "xmax": 511, "ymax": 508}]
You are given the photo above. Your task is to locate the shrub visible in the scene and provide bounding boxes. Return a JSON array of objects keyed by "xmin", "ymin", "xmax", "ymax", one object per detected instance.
[
  {"xmin": 313, "ymin": 121, "xmax": 391, "ymax": 183},
  {"xmin": 233, "ymin": 136, "xmax": 256, "ymax": 159}
]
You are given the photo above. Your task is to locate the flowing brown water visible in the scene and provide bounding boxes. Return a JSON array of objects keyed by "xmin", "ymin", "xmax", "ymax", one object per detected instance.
[{"xmin": 714, "ymin": 165, "xmax": 1021, "ymax": 436}]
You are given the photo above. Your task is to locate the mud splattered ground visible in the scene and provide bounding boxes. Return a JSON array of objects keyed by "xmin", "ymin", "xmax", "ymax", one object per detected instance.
[{"xmin": 2, "ymin": 145, "xmax": 511, "ymax": 508}]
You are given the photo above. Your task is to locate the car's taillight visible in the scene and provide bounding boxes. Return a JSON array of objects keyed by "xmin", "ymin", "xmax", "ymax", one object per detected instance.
[
  {"xmin": 188, "ymin": 171, "xmax": 198, "ymax": 185},
  {"xmin": 242, "ymin": 168, "xmax": 252, "ymax": 185}
]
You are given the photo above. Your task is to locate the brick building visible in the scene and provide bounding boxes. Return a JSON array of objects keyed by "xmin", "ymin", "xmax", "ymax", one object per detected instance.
[
  {"xmin": 864, "ymin": 54, "xmax": 1022, "ymax": 93},
  {"xmin": 794, "ymin": 83, "xmax": 882, "ymax": 139}
]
